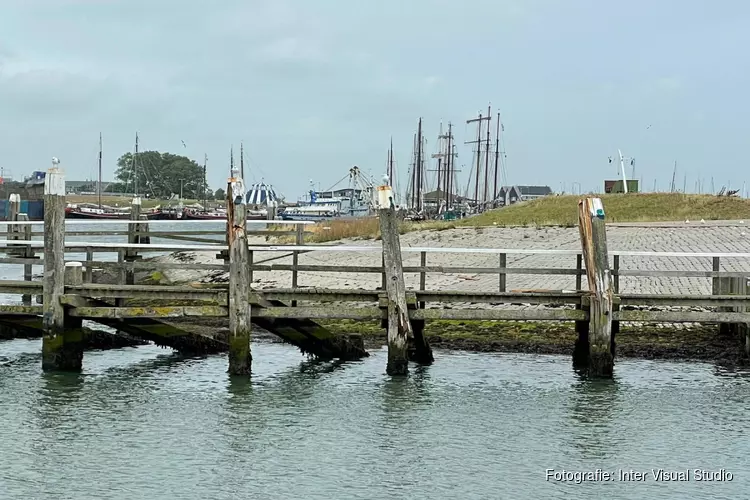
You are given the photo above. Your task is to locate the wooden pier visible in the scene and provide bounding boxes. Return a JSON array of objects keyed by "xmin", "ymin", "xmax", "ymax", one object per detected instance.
[{"xmin": 1, "ymin": 169, "xmax": 750, "ymax": 377}]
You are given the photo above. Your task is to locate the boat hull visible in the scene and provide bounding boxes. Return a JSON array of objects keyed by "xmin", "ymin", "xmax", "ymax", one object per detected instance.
[{"xmin": 65, "ymin": 209, "xmax": 130, "ymax": 220}]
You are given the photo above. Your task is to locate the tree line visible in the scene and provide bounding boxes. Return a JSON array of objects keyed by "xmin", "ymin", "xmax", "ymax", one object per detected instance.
[{"xmin": 99, "ymin": 150, "xmax": 227, "ymax": 200}]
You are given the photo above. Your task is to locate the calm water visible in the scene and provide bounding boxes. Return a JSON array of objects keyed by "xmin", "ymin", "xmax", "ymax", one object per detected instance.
[{"xmin": 0, "ymin": 341, "xmax": 748, "ymax": 500}]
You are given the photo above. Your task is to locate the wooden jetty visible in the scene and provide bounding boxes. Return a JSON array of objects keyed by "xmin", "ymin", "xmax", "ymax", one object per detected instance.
[{"xmin": 0, "ymin": 168, "xmax": 750, "ymax": 377}]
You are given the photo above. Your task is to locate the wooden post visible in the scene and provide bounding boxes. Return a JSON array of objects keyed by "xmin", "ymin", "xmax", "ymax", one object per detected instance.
[
  {"xmin": 19, "ymin": 214, "xmax": 34, "ymax": 305},
  {"xmin": 419, "ymin": 251, "xmax": 426, "ymax": 309},
  {"xmin": 42, "ymin": 167, "xmax": 82, "ymax": 371},
  {"xmin": 6, "ymin": 193, "xmax": 20, "ymax": 242},
  {"xmin": 499, "ymin": 252, "xmax": 507, "ymax": 292},
  {"xmin": 84, "ymin": 247, "xmax": 94, "ymax": 283},
  {"xmin": 575, "ymin": 254, "xmax": 583, "ymax": 291},
  {"xmin": 712, "ymin": 257, "xmax": 720, "ymax": 295},
  {"xmin": 227, "ymin": 174, "xmax": 252, "ymax": 375},
  {"xmin": 291, "ymin": 223, "xmax": 303, "ymax": 307},
  {"xmin": 378, "ymin": 184, "xmax": 432, "ymax": 374},
  {"xmin": 125, "ymin": 197, "xmax": 142, "ymax": 286},
  {"xmin": 577, "ymin": 197, "xmax": 614, "ymax": 377}
]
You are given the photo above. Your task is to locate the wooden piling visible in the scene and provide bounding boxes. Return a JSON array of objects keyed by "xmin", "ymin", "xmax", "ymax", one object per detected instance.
[
  {"xmin": 227, "ymin": 176, "xmax": 252, "ymax": 375},
  {"xmin": 378, "ymin": 185, "xmax": 432, "ymax": 374},
  {"xmin": 577, "ymin": 197, "xmax": 614, "ymax": 377},
  {"xmin": 42, "ymin": 168, "xmax": 83, "ymax": 371},
  {"xmin": 125, "ymin": 197, "xmax": 142, "ymax": 286}
]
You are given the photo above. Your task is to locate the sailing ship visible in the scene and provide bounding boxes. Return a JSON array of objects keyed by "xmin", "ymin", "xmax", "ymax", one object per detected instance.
[{"xmin": 65, "ymin": 133, "xmax": 137, "ymax": 219}]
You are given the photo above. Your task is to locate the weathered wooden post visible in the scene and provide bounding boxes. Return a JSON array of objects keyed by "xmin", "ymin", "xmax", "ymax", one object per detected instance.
[
  {"xmin": 20, "ymin": 214, "xmax": 34, "ymax": 305},
  {"xmin": 576, "ymin": 197, "xmax": 614, "ymax": 377},
  {"xmin": 125, "ymin": 197, "xmax": 142, "ymax": 286},
  {"xmin": 42, "ymin": 162, "xmax": 83, "ymax": 371},
  {"xmin": 378, "ymin": 179, "xmax": 433, "ymax": 375},
  {"xmin": 6, "ymin": 193, "xmax": 20, "ymax": 242},
  {"xmin": 227, "ymin": 169, "xmax": 251, "ymax": 375}
]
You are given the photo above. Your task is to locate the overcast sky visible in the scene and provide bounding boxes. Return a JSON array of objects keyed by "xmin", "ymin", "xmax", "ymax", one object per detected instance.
[{"xmin": 1, "ymin": 0, "xmax": 748, "ymax": 198}]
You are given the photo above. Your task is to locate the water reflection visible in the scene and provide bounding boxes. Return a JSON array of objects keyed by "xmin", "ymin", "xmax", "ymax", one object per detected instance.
[{"xmin": 564, "ymin": 375, "xmax": 622, "ymax": 460}]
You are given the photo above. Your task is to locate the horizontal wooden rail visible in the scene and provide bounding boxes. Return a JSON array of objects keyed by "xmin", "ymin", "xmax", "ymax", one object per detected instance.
[{"xmin": 0, "ymin": 219, "xmax": 314, "ymax": 226}]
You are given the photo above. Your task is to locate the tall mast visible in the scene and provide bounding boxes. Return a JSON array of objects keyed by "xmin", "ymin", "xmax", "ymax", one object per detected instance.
[
  {"xmin": 466, "ymin": 110, "xmax": 490, "ymax": 210},
  {"xmin": 474, "ymin": 113, "xmax": 482, "ymax": 206},
  {"xmin": 132, "ymin": 132, "xmax": 139, "ymax": 197},
  {"xmin": 230, "ymin": 145, "xmax": 234, "ymax": 175},
  {"xmin": 435, "ymin": 122, "xmax": 443, "ymax": 202},
  {"xmin": 240, "ymin": 142, "xmax": 245, "ymax": 180},
  {"xmin": 98, "ymin": 132, "xmax": 102, "ymax": 209},
  {"xmin": 409, "ymin": 132, "xmax": 417, "ymax": 209},
  {"xmin": 446, "ymin": 123, "xmax": 453, "ymax": 208},
  {"xmin": 203, "ymin": 154, "xmax": 208, "ymax": 206},
  {"xmin": 493, "ymin": 112, "xmax": 501, "ymax": 205},
  {"xmin": 416, "ymin": 118, "xmax": 423, "ymax": 212},
  {"xmin": 388, "ymin": 137, "xmax": 394, "ymax": 185},
  {"xmin": 483, "ymin": 104, "xmax": 492, "ymax": 207}
]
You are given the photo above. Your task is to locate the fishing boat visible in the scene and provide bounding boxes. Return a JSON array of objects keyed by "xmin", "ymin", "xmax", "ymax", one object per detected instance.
[{"xmin": 281, "ymin": 167, "xmax": 377, "ymax": 221}]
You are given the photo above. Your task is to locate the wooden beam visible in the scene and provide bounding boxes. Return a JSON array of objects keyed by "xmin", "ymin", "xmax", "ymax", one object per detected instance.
[{"xmin": 67, "ymin": 305, "xmax": 228, "ymax": 318}]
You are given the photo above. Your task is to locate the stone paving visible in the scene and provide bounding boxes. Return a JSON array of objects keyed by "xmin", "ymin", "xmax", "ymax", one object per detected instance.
[{"xmin": 165, "ymin": 222, "xmax": 750, "ymax": 298}]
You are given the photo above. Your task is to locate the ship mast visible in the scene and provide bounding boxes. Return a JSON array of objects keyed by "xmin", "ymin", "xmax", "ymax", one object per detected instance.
[
  {"xmin": 483, "ymin": 104, "xmax": 492, "ymax": 208},
  {"xmin": 131, "ymin": 132, "xmax": 139, "ymax": 197},
  {"xmin": 98, "ymin": 132, "xmax": 102, "ymax": 209},
  {"xmin": 466, "ymin": 110, "xmax": 491, "ymax": 211},
  {"xmin": 493, "ymin": 112, "xmax": 501, "ymax": 206},
  {"xmin": 415, "ymin": 118, "xmax": 423, "ymax": 212},
  {"xmin": 203, "ymin": 154, "xmax": 208, "ymax": 207}
]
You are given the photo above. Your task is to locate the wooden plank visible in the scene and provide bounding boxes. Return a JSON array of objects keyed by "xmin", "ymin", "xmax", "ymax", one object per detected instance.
[
  {"xmin": 578, "ymin": 197, "xmax": 614, "ymax": 377},
  {"xmin": 0, "ymin": 305, "xmax": 44, "ymax": 315},
  {"xmin": 615, "ymin": 310, "xmax": 750, "ymax": 323},
  {"xmin": 253, "ymin": 306, "xmax": 587, "ymax": 321},
  {"xmin": 67, "ymin": 306, "xmax": 228, "ymax": 318}
]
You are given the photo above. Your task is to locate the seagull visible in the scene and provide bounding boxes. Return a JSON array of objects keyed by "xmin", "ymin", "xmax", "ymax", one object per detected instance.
[
  {"xmin": 181, "ymin": 140, "xmax": 187, "ymax": 148},
  {"xmin": 51, "ymin": 157, "xmax": 60, "ymax": 165},
  {"xmin": 382, "ymin": 173, "xmax": 390, "ymax": 185}
]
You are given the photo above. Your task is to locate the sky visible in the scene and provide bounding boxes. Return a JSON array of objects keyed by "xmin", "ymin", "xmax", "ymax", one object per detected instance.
[{"xmin": 1, "ymin": 0, "xmax": 749, "ymax": 199}]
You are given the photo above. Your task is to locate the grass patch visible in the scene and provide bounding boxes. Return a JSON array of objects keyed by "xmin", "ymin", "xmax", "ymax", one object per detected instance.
[
  {"xmin": 463, "ymin": 193, "xmax": 750, "ymax": 227},
  {"xmin": 273, "ymin": 193, "xmax": 750, "ymax": 243}
]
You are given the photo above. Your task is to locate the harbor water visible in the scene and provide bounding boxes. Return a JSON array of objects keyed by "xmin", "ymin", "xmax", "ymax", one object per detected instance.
[
  {"xmin": 0, "ymin": 341, "xmax": 748, "ymax": 500},
  {"xmin": 1, "ymin": 220, "xmax": 749, "ymax": 499}
]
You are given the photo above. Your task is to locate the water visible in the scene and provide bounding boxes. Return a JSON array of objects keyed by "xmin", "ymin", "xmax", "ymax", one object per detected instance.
[{"xmin": 1, "ymin": 342, "xmax": 748, "ymax": 499}]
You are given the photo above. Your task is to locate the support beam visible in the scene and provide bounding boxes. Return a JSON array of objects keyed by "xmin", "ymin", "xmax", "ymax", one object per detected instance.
[
  {"xmin": 227, "ymin": 173, "xmax": 252, "ymax": 375},
  {"xmin": 42, "ymin": 167, "xmax": 83, "ymax": 371},
  {"xmin": 577, "ymin": 197, "xmax": 614, "ymax": 377}
]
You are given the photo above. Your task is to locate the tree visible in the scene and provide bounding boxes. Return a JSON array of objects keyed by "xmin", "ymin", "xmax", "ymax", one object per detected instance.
[
  {"xmin": 115, "ymin": 151, "xmax": 207, "ymax": 199},
  {"xmin": 213, "ymin": 188, "xmax": 226, "ymax": 201}
]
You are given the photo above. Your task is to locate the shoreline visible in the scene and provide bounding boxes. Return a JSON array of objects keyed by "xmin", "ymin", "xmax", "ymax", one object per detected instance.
[{"xmin": 159, "ymin": 316, "xmax": 750, "ymax": 366}]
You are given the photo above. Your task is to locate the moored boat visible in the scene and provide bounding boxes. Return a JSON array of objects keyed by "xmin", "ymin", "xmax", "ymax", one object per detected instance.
[{"xmin": 65, "ymin": 204, "xmax": 130, "ymax": 219}]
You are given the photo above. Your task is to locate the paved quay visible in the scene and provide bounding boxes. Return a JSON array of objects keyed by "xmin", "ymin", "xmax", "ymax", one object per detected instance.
[{"xmin": 159, "ymin": 221, "xmax": 750, "ymax": 297}]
